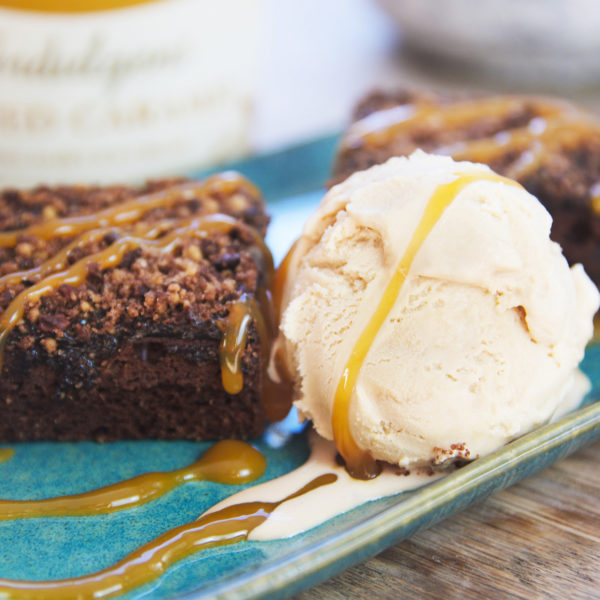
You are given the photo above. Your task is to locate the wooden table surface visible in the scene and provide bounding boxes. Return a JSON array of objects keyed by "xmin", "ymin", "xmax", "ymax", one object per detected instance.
[{"xmin": 297, "ymin": 439, "xmax": 600, "ymax": 600}]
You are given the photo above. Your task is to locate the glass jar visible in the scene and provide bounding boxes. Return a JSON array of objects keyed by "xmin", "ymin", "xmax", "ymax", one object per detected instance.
[{"xmin": 0, "ymin": 0, "xmax": 264, "ymax": 187}]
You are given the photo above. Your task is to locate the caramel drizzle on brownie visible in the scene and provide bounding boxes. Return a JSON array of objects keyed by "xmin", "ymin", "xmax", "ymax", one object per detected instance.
[
  {"xmin": 0, "ymin": 215, "xmax": 236, "ymax": 361},
  {"xmin": 221, "ymin": 285, "xmax": 295, "ymax": 423},
  {"xmin": 341, "ymin": 96, "xmax": 570, "ymax": 148},
  {"xmin": 0, "ymin": 173, "xmax": 259, "ymax": 248},
  {"xmin": 332, "ymin": 171, "xmax": 522, "ymax": 480},
  {"xmin": 441, "ymin": 115, "xmax": 594, "ymax": 180},
  {"xmin": 340, "ymin": 94, "xmax": 598, "ymax": 180},
  {"xmin": 0, "ymin": 473, "xmax": 337, "ymax": 600},
  {"xmin": 0, "ymin": 221, "xmax": 171, "ymax": 290},
  {"xmin": 220, "ymin": 293, "xmax": 269, "ymax": 395},
  {"xmin": 0, "ymin": 440, "xmax": 265, "ymax": 520},
  {"xmin": 0, "ymin": 174, "xmax": 275, "ymax": 401}
]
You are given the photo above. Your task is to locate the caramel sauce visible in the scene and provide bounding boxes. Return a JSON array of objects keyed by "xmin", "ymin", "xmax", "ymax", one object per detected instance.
[
  {"xmin": 220, "ymin": 293, "xmax": 268, "ymax": 395},
  {"xmin": 0, "ymin": 0, "xmax": 159, "ymax": 11},
  {"xmin": 332, "ymin": 172, "xmax": 522, "ymax": 479},
  {"xmin": 220, "ymin": 288, "xmax": 293, "ymax": 422},
  {"xmin": 0, "ymin": 220, "xmax": 173, "ymax": 291},
  {"xmin": 0, "ymin": 173, "xmax": 257, "ymax": 248},
  {"xmin": 259, "ymin": 241, "xmax": 300, "ymax": 422},
  {"xmin": 0, "ymin": 448, "xmax": 14, "ymax": 465},
  {"xmin": 0, "ymin": 214, "xmax": 251, "ymax": 368},
  {"xmin": 271, "ymin": 240, "xmax": 298, "ymax": 325},
  {"xmin": 0, "ymin": 440, "xmax": 264, "ymax": 521},
  {"xmin": 447, "ymin": 116, "xmax": 593, "ymax": 179},
  {"xmin": 341, "ymin": 95, "xmax": 600, "ymax": 192},
  {"xmin": 591, "ymin": 193, "xmax": 600, "ymax": 215},
  {"xmin": 342, "ymin": 96, "xmax": 571, "ymax": 151},
  {"xmin": 0, "ymin": 473, "xmax": 337, "ymax": 600}
]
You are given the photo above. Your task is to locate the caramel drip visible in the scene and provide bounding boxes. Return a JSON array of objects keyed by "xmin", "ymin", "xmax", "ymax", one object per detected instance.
[
  {"xmin": 271, "ymin": 240, "xmax": 298, "ymax": 325},
  {"xmin": 262, "ymin": 344, "xmax": 296, "ymax": 423},
  {"xmin": 220, "ymin": 293, "xmax": 269, "ymax": 395},
  {"xmin": 333, "ymin": 172, "xmax": 522, "ymax": 479},
  {"xmin": 342, "ymin": 96, "xmax": 571, "ymax": 151},
  {"xmin": 0, "ymin": 221, "xmax": 173, "ymax": 291},
  {"xmin": 445, "ymin": 116, "xmax": 594, "ymax": 179},
  {"xmin": 260, "ymin": 241, "xmax": 301, "ymax": 422},
  {"xmin": 341, "ymin": 95, "xmax": 600, "ymax": 189},
  {"xmin": 590, "ymin": 183, "xmax": 600, "ymax": 215},
  {"xmin": 0, "ymin": 173, "xmax": 258, "ymax": 248},
  {"xmin": 220, "ymin": 289, "xmax": 293, "ymax": 421},
  {"xmin": 0, "ymin": 441, "xmax": 264, "ymax": 521},
  {"xmin": 0, "ymin": 448, "xmax": 14, "ymax": 465},
  {"xmin": 0, "ymin": 214, "xmax": 271, "ymax": 373},
  {"xmin": 0, "ymin": 473, "xmax": 337, "ymax": 600}
]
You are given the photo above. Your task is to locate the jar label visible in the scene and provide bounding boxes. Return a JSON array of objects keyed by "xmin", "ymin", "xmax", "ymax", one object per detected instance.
[{"xmin": 0, "ymin": 0, "xmax": 263, "ymax": 186}]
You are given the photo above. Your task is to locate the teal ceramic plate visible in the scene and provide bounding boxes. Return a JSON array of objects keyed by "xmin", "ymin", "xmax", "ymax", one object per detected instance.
[{"xmin": 1, "ymin": 136, "xmax": 599, "ymax": 600}]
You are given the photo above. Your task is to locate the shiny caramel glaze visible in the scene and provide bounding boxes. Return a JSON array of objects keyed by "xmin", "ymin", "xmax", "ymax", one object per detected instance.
[
  {"xmin": 221, "ymin": 286, "xmax": 293, "ymax": 421},
  {"xmin": 0, "ymin": 0, "xmax": 159, "ymax": 11},
  {"xmin": 0, "ymin": 448, "xmax": 14, "ymax": 465},
  {"xmin": 0, "ymin": 473, "xmax": 337, "ymax": 600},
  {"xmin": 261, "ymin": 241, "xmax": 300, "ymax": 422},
  {"xmin": 0, "ymin": 440, "xmax": 265, "ymax": 521},
  {"xmin": 333, "ymin": 172, "xmax": 522, "ymax": 479},
  {"xmin": 0, "ymin": 214, "xmax": 257, "ymax": 368},
  {"xmin": 341, "ymin": 95, "xmax": 580, "ymax": 153},
  {"xmin": 0, "ymin": 221, "xmax": 172, "ymax": 290},
  {"xmin": 271, "ymin": 240, "xmax": 298, "ymax": 325},
  {"xmin": 445, "ymin": 116, "xmax": 593, "ymax": 180},
  {"xmin": 0, "ymin": 173, "xmax": 258, "ymax": 248},
  {"xmin": 338, "ymin": 94, "xmax": 600, "ymax": 199},
  {"xmin": 221, "ymin": 293, "xmax": 268, "ymax": 395}
]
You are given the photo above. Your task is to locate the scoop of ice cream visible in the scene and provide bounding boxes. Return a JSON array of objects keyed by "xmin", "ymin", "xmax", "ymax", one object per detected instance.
[{"xmin": 273, "ymin": 151, "xmax": 599, "ymax": 471}]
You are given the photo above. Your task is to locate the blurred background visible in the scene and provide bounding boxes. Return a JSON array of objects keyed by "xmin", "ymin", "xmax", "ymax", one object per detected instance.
[{"xmin": 1, "ymin": 0, "xmax": 600, "ymax": 187}]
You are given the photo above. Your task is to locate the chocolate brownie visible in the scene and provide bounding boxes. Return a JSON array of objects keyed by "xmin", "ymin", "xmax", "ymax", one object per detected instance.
[
  {"xmin": 333, "ymin": 90, "xmax": 600, "ymax": 286},
  {"xmin": 0, "ymin": 174, "xmax": 278, "ymax": 442}
]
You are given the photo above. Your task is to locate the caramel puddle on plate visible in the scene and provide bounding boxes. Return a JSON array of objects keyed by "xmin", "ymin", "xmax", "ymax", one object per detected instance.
[
  {"xmin": 0, "ymin": 473, "xmax": 337, "ymax": 600},
  {"xmin": 332, "ymin": 172, "xmax": 522, "ymax": 479},
  {"xmin": 0, "ymin": 448, "xmax": 14, "ymax": 465},
  {"xmin": 0, "ymin": 440, "xmax": 264, "ymax": 520}
]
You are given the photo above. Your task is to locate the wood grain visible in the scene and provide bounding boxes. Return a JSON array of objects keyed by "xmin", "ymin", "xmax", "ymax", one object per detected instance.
[{"xmin": 296, "ymin": 440, "xmax": 600, "ymax": 600}]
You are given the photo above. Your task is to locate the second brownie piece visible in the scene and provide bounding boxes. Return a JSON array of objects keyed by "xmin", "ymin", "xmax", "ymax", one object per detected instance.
[{"xmin": 333, "ymin": 90, "xmax": 600, "ymax": 287}]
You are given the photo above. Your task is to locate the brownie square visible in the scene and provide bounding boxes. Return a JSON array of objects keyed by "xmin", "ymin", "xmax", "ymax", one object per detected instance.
[{"xmin": 0, "ymin": 175, "xmax": 275, "ymax": 441}]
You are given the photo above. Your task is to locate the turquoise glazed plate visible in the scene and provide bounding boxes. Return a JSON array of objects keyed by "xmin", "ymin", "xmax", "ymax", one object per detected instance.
[{"xmin": 1, "ymin": 136, "xmax": 600, "ymax": 600}]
